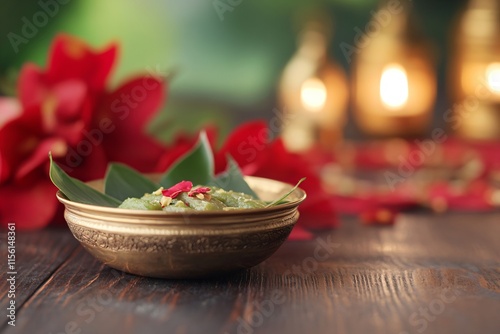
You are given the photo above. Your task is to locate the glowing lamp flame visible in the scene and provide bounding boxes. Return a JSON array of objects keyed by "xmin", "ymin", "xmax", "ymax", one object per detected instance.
[
  {"xmin": 380, "ymin": 64, "xmax": 409, "ymax": 110},
  {"xmin": 486, "ymin": 62, "xmax": 500, "ymax": 93},
  {"xmin": 300, "ymin": 78, "xmax": 327, "ymax": 112}
]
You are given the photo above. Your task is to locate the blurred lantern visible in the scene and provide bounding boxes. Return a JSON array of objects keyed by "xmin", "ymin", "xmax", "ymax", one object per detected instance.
[
  {"xmin": 353, "ymin": 0, "xmax": 436, "ymax": 137},
  {"xmin": 279, "ymin": 17, "xmax": 348, "ymax": 152},
  {"xmin": 449, "ymin": 0, "xmax": 500, "ymax": 139}
]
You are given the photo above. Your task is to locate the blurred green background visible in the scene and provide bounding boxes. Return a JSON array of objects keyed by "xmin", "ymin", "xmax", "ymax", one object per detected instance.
[{"xmin": 0, "ymin": 0, "xmax": 466, "ymax": 141}]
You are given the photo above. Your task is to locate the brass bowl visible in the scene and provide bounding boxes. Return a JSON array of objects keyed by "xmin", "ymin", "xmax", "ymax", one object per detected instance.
[{"xmin": 57, "ymin": 176, "xmax": 306, "ymax": 279}]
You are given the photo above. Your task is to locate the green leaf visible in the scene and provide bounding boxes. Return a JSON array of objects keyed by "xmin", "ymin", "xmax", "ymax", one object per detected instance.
[
  {"xmin": 209, "ymin": 156, "xmax": 259, "ymax": 199},
  {"xmin": 265, "ymin": 177, "xmax": 306, "ymax": 207},
  {"xmin": 104, "ymin": 163, "xmax": 159, "ymax": 202},
  {"xmin": 159, "ymin": 131, "xmax": 214, "ymax": 187},
  {"xmin": 48, "ymin": 153, "xmax": 121, "ymax": 207}
]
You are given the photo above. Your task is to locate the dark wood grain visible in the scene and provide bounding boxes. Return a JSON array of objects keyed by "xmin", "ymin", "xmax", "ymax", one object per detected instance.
[
  {"xmin": 3, "ymin": 212, "xmax": 500, "ymax": 334},
  {"xmin": 0, "ymin": 229, "xmax": 79, "ymax": 330}
]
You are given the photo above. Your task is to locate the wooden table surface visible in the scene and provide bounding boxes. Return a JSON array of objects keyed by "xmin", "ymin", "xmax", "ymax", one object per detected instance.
[{"xmin": 1, "ymin": 212, "xmax": 499, "ymax": 334}]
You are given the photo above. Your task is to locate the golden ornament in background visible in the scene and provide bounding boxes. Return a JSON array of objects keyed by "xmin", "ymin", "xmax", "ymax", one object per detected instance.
[
  {"xmin": 352, "ymin": 0, "xmax": 436, "ymax": 137},
  {"xmin": 279, "ymin": 17, "xmax": 348, "ymax": 152},
  {"xmin": 449, "ymin": 0, "xmax": 500, "ymax": 140}
]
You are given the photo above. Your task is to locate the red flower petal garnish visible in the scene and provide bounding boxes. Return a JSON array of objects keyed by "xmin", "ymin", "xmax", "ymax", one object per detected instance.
[
  {"xmin": 162, "ymin": 181, "xmax": 193, "ymax": 198},
  {"xmin": 188, "ymin": 186, "xmax": 211, "ymax": 197}
]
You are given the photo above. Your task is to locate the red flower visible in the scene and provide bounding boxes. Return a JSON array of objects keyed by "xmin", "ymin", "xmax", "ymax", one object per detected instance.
[
  {"xmin": 162, "ymin": 181, "xmax": 193, "ymax": 198},
  {"xmin": 213, "ymin": 121, "xmax": 339, "ymax": 239},
  {"xmin": 0, "ymin": 34, "xmax": 166, "ymax": 230}
]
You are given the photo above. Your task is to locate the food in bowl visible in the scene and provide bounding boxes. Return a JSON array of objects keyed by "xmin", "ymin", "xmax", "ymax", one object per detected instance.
[
  {"xmin": 47, "ymin": 132, "xmax": 307, "ymax": 278},
  {"xmin": 119, "ymin": 181, "xmax": 268, "ymax": 212}
]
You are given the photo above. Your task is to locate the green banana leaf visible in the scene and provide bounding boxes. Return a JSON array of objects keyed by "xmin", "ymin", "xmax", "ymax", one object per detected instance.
[
  {"xmin": 159, "ymin": 131, "xmax": 214, "ymax": 187},
  {"xmin": 209, "ymin": 156, "xmax": 259, "ymax": 199},
  {"xmin": 49, "ymin": 153, "xmax": 121, "ymax": 207},
  {"xmin": 104, "ymin": 163, "xmax": 159, "ymax": 202}
]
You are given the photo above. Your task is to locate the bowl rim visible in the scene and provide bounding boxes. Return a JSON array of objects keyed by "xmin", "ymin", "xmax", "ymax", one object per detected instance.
[{"xmin": 56, "ymin": 175, "xmax": 306, "ymax": 219}]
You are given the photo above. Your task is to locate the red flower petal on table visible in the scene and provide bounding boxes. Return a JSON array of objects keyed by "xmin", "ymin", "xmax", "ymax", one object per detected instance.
[
  {"xmin": 98, "ymin": 75, "xmax": 166, "ymax": 172},
  {"xmin": 360, "ymin": 208, "xmax": 398, "ymax": 226},
  {"xmin": 428, "ymin": 180, "xmax": 492, "ymax": 212},
  {"xmin": 287, "ymin": 225, "xmax": 314, "ymax": 241},
  {"xmin": 298, "ymin": 195, "xmax": 339, "ymax": 229},
  {"xmin": 188, "ymin": 186, "xmax": 211, "ymax": 197},
  {"xmin": 162, "ymin": 181, "xmax": 193, "ymax": 198},
  {"xmin": 214, "ymin": 121, "xmax": 269, "ymax": 174},
  {"xmin": 46, "ymin": 34, "xmax": 117, "ymax": 93},
  {"xmin": 0, "ymin": 177, "xmax": 59, "ymax": 230}
]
